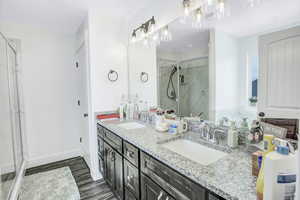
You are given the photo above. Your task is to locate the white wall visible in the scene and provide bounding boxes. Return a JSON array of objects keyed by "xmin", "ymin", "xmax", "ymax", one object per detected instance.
[
  {"xmin": 87, "ymin": 8, "xmax": 129, "ymax": 180},
  {"xmin": 213, "ymin": 30, "xmax": 240, "ymax": 121},
  {"xmin": 237, "ymin": 36, "xmax": 258, "ymax": 121},
  {"xmin": 0, "ymin": 22, "xmax": 82, "ymax": 167},
  {"xmin": 128, "ymin": 43, "xmax": 157, "ymax": 107}
]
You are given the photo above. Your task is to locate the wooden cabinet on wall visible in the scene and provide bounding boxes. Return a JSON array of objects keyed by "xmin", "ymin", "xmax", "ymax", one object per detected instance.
[{"xmin": 258, "ymin": 26, "xmax": 300, "ymax": 124}]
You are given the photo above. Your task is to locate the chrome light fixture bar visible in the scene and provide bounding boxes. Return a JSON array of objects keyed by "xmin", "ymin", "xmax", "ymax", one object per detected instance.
[{"xmin": 131, "ymin": 16, "xmax": 156, "ymax": 43}]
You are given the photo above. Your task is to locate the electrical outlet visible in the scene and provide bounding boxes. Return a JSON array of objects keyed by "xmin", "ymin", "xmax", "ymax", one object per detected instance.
[{"xmin": 80, "ymin": 137, "xmax": 82, "ymax": 143}]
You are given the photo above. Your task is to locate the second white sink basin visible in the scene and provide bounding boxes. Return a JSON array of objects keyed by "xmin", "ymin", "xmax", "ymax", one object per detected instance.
[
  {"xmin": 118, "ymin": 122, "xmax": 145, "ymax": 130},
  {"xmin": 162, "ymin": 139, "xmax": 228, "ymax": 166}
]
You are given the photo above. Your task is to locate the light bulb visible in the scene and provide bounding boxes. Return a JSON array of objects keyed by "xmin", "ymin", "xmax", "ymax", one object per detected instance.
[
  {"xmin": 195, "ymin": 8, "xmax": 203, "ymax": 23},
  {"xmin": 161, "ymin": 26, "xmax": 172, "ymax": 42},
  {"xmin": 152, "ymin": 32, "xmax": 159, "ymax": 41},
  {"xmin": 143, "ymin": 37, "xmax": 149, "ymax": 46},
  {"xmin": 183, "ymin": 0, "xmax": 191, "ymax": 16},
  {"xmin": 131, "ymin": 31, "xmax": 137, "ymax": 43},
  {"xmin": 184, "ymin": 7, "xmax": 190, "ymax": 16},
  {"xmin": 149, "ymin": 18, "xmax": 156, "ymax": 34},
  {"xmin": 217, "ymin": 0, "xmax": 225, "ymax": 19}
]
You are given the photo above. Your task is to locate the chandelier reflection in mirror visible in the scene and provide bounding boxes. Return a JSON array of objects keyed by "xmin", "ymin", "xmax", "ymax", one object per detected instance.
[
  {"xmin": 130, "ymin": 16, "xmax": 172, "ymax": 46},
  {"xmin": 182, "ymin": 0, "xmax": 263, "ymax": 30}
]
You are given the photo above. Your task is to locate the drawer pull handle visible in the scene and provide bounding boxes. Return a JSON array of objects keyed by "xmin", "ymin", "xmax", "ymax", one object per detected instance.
[
  {"xmin": 127, "ymin": 175, "xmax": 133, "ymax": 182},
  {"xmin": 126, "ymin": 149, "xmax": 135, "ymax": 158},
  {"xmin": 158, "ymin": 191, "xmax": 163, "ymax": 200},
  {"xmin": 111, "ymin": 151, "xmax": 115, "ymax": 161}
]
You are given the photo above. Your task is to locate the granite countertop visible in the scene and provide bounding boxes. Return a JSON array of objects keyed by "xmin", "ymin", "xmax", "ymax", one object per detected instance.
[{"xmin": 98, "ymin": 120, "xmax": 257, "ymax": 200}]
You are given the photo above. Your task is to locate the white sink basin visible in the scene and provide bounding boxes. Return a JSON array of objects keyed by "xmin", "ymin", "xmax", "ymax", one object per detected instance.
[
  {"xmin": 118, "ymin": 122, "xmax": 146, "ymax": 130},
  {"xmin": 161, "ymin": 139, "xmax": 228, "ymax": 166}
]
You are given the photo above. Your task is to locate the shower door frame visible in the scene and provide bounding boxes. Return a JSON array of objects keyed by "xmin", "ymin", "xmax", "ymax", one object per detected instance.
[{"xmin": 1, "ymin": 32, "xmax": 27, "ymax": 200}]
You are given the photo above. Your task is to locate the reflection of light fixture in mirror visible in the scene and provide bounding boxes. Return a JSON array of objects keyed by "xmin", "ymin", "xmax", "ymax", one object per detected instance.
[
  {"xmin": 193, "ymin": 7, "xmax": 203, "ymax": 29},
  {"xmin": 160, "ymin": 26, "xmax": 172, "ymax": 42},
  {"xmin": 207, "ymin": 0, "xmax": 214, "ymax": 6},
  {"xmin": 248, "ymin": 0, "xmax": 262, "ymax": 7},
  {"xmin": 131, "ymin": 30, "xmax": 137, "ymax": 43},
  {"xmin": 183, "ymin": 0, "xmax": 191, "ymax": 16}
]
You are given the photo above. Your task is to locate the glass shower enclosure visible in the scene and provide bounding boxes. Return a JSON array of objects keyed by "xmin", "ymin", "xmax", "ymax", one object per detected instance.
[
  {"xmin": 0, "ymin": 33, "xmax": 25, "ymax": 200},
  {"xmin": 158, "ymin": 57, "xmax": 209, "ymax": 119}
]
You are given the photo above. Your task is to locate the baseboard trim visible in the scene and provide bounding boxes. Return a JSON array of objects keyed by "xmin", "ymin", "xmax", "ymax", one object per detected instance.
[{"xmin": 27, "ymin": 149, "xmax": 82, "ymax": 169}]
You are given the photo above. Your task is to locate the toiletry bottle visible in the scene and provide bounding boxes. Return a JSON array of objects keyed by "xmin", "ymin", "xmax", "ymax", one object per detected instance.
[
  {"xmin": 296, "ymin": 138, "xmax": 300, "ymax": 200},
  {"xmin": 133, "ymin": 94, "xmax": 139, "ymax": 120},
  {"xmin": 264, "ymin": 141, "xmax": 297, "ymax": 200},
  {"xmin": 119, "ymin": 94, "xmax": 126, "ymax": 121},
  {"xmin": 256, "ymin": 135, "xmax": 276, "ymax": 200},
  {"xmin": 227, "ymin": 121, "xmax": 238, "ymax": 148},
  {"xmin": 128, "ymin": 101, "xmax": 134, "ymax": 120}
]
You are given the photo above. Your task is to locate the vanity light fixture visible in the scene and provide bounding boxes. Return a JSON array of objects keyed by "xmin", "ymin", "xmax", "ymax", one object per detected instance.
[{"xmin": 130, "ymin": 16, "xmax": 156, "ymax": 43}]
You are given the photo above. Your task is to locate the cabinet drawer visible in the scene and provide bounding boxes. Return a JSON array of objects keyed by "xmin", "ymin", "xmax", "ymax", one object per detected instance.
[
  {"xmin": 104, "ymin": 128, "xmax": 122, "ymax": 154},
  {"xmin": 124, "ymin": 141, "xmax": 139, "ymax": 167},
  {"xmin": 125, "ymin": 187, "xmax": 138, "ymax": 200},
  {"xmin": 97, "ymin": 123, "xmax": 105, "ymax": 138},
  {"xmin": 141, "ymin": 152, "xmax": 205, "ymax": 200},
  {"xmin": 141, "ymin": 174, "xmax": 174, "ymax": 200},
  {"xmin": 124, "ymin": 159, "xmax": 139, "ymax": 199}
]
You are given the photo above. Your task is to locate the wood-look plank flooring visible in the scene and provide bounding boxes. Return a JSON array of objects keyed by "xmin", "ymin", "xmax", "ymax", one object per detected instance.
[{"xmin": 25, "ymin": 157, "xmax": 116, "ymax": 200}]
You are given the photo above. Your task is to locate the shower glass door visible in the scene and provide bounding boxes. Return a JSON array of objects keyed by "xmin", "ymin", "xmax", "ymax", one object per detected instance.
[
  {"xmin": 0, "ymin": 34, "xmax": 24, "ymax": 200},
  {"xmin": 178, "ymin": 58, "xmax": 209, "ymax": 119}
]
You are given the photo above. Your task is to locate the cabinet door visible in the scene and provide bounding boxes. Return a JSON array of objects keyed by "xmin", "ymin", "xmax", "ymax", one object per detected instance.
[
  {"xmin": 141, "ymin": 174, "xmax": 174, "ymax": 200},
  {"xmin": 259, "ymin": 26, "xmax": 300, "ymax": 123},
  {"xmin": 125, "ymin": 188, "xmax": 138, "ymax": 200},
  {"xmin": 113, "ymin": 151, "xmax": 123, "ymax": 200},
  {"xmin": 124, "ymin": 159, "xmax": 139, "ymax": 199},
  {"xmin": 104, "ymin": 143, "xmax": 114, "ymax": 188}
]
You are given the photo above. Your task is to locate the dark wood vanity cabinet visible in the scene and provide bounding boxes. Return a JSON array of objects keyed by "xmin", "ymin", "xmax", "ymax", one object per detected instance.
[
  {"xmin": 99, "ymin": 127, "xmax": 123, "ymax": 200},
  {"xmin": 97, "ymin": 123, "xmax": 224, "ymax": 200}
]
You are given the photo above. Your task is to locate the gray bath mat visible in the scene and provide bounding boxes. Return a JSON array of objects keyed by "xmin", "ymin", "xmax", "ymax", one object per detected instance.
[{"xmin": 20, "ymin": 167, "xmax": 80, "ymax": 200}]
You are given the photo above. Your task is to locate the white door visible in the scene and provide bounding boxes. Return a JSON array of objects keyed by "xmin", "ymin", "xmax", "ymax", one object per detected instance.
[
  {"xmin": 75, "ymin": 43, "xmax": 90, "ymax": 163},
  {"xmin": 258, "ymin": 26, "xmax": 300, "ymax": 122}
]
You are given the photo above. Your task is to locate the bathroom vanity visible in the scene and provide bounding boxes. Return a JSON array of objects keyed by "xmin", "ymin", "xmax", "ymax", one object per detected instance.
[{"xmin": 97, "ymin": 120, "xmax": 257, "ymax": 200}]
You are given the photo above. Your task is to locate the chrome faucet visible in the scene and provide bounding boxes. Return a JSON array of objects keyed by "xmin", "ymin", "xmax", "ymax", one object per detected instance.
[{"xmin": 213, "ymin": 129, "xmax": 226, "ymax": 144}]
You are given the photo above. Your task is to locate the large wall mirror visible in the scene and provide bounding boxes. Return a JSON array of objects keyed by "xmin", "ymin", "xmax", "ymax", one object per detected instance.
[{"xmin": 128, "ymin": 0, "xmax": 300, "ymax": 123}]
